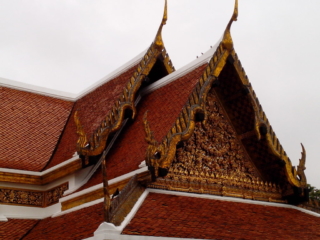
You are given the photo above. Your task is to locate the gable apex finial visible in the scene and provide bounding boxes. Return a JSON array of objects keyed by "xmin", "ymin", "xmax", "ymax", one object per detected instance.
[
  {"xmin": 154, "ymin": 0, "xmax": 167, "ymax": 49},
  {"xmin": 222, "ymin": 0, "xmax": 238, "ymax": 51}
]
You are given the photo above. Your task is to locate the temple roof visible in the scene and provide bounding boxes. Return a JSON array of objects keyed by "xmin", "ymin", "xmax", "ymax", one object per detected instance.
[
  {"xmin": 0, "ymin": 219, "xmax": 38, "ymax": 240},
  {"xmin": 1, "ymin": 87, "xmax": 73, "ymax": 171},
  {"xmin": 22, "ymin": 202, "xmax": 104, "ymax": 240},
  {"xmin": 123, "ymin": 192, "xmax": 320, "ymax": 239},
  {"xmin": 1, "ymin": 1, "xmax": 319, "ymax": 239}
]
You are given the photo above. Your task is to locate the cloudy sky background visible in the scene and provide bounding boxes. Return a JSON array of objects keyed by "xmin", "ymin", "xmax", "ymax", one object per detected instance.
[{"xmin": 1, "ymin": 0, "xmax": 319, "ymax": 188}]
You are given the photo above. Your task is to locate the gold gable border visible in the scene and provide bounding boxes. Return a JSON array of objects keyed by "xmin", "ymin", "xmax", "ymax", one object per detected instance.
[{"xmin": 75, "ymin": 0, "xmax": 174, "ymax": 158}]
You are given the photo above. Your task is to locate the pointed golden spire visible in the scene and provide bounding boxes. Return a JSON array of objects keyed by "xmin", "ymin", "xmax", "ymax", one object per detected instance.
[
  {"xmin": 154, "ymin": 0, "xmax": 167, "ymax": 49},
  {"xmin": 222, "ymin": 0, "xmax": 238, "ymax": 51}
]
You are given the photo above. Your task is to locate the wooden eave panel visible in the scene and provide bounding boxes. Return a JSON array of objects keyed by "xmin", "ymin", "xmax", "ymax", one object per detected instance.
[{"xmin": 0, "ymin": 158, "xmax": 82, "ymax": 185}]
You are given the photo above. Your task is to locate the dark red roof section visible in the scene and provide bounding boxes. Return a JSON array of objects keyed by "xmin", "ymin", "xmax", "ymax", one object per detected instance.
[
  {"xmin": 1, "ymin": 87, "xmax": 73, "ymax": 171},
  {"xmin": 23, "ymin": 202, "xmax": 103, "ymax": 240},
  {"xmin": 123, "ymin": 193, "xmax": 320, "ymax": 239},
  {"xmin": 77, "ymin": 64, "xmax": 208, "ymax": 191},
  {"xmin": 0, "ymin": 219, "xmax": 38, "ymax": 240},
  {"xmin": 45, "ymin": 65, "xmax": 138, "ymax": 170}
]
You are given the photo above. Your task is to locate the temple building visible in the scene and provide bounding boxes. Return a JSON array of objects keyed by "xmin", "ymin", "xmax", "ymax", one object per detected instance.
[{"xmin": 1, "ymin": 1, "xmax": 319, "ymax": 239}]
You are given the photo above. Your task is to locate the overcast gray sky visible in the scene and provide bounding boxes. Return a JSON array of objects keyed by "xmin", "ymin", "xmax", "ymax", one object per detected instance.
[{"xmin": 1, "ymin": 0, "xmax": 319, "ymax": 188}]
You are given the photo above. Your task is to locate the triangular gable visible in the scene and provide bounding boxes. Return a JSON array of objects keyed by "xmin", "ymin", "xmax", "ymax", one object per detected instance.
[
  {"xmin": 74, "ymin": 0, "xmax": 174, "ymax": 163},
  {"xmin": 144, "ymin": 0, "xmax": 307, "ymax": 204}
]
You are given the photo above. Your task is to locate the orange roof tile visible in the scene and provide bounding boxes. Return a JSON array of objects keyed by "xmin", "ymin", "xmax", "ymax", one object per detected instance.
[
  {"xmin": 1, "ymin": 87, "xmax": 73, "ymax": 171},
  {"xmin": 23, "ymin": 202, "xmax": 103, "ymax": 239},
  {"xmin": 77, "ymin": 64, "xmax": 208, "ymax": 191},
  {"xmin": 123, "ymin": 193, "xmax": 320, "ymax": 239},
  {"xmin": 44, "ymin": 65, "xmax": 138, "ymax": 170},
  {"xmin": 0, "ymin": 219, "xmax": 38, "ymax": 240}
]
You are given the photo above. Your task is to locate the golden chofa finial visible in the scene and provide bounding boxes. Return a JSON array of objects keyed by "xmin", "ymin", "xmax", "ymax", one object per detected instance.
[
  {"xmin": 222, "ymin": 0, "xmax": 238, "ymax": 51},
  {"xmin": 154, "ymin": 0, "xmax": 168, "ymax": 49}
]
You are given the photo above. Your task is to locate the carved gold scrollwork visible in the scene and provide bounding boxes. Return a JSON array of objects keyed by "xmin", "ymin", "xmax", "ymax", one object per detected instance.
[
  {"xmin": 75, "ymin": 0, "xmax": 174, "ymax": 157},
  {"xmin": 147, "ymin": 90, "xmax": 284, "ymax": 202},
  {"xmin": 0, "ymin": 183, "xmax": 68, "ymax": 207}
]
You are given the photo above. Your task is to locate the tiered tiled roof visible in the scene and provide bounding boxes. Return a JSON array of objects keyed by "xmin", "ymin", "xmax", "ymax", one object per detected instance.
[
  {"xmin": 1, "ymin": 87, "xmax": 73, "ymax": 171},
  {"xmin": 23, "ymin": 202, "xmax": 104, "ymax": 240},
  {"xmin": 0, "ymin": 219, "xmax": 39, "ymax": 240},
  {"xmin": 76, "ymin": 64, "xmax": 208, "ymax": 192},
  {"xmin": 45, "ymin": 65, "xmax": 139, "ymax": 170},
  {"xmin": 123, "ymin": 193, "xmax": 320, "ymax": 239}
]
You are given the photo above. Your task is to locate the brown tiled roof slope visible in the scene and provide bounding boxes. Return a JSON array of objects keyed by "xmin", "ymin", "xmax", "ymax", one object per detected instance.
[
  {"xmin": 23, "ymin": 202, "xmax": 103, "ymax": 239},
  {"xmin": 123, "ymin": 193, "xmax": 320, "ymax": 239},
  {"xmin": 76, "ymin": 64, "xmax": 208, "ymax": 191},
  {"xmin": 45, "ymin": 65, "xmax": 138, "ymax": 170},
  {"xmin": 0, "ymin": 219, "xmax": 38, "ymax": 240},
  {"xmin": 1, "ymin": 87, "xmax": 73, "ymax": 171}
]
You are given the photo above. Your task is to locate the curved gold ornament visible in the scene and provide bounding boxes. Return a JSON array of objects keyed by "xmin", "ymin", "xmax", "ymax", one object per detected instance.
[
  {"xmin": 74, "ymin": 110, "xmax": 88, "ymax": 149},
  {"xmin": 222, "ymin": 0, "xmax": 238, "ymax": 51},
  {"xmin": 154, "ymin": 0, "xmax": 167, "ymax": 49},
  {"xmin": 75, "ymin": 0, "xmax": 174, "ymax": 157}
]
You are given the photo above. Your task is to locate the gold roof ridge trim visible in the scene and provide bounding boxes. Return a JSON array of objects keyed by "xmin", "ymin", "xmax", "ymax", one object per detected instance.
[
  {"xmin": 230, "ymin": 51, "xmax": 307, "ymax": 188},
  {"xmin": 75, "ymin": 0, "xmax": 174, "ymax": 157}
]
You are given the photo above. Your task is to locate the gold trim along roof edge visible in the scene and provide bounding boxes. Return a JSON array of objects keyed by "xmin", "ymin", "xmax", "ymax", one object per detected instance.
[
  {"xmin": 143, "ymin": 0, "xmax": 307, "ymax": 189},
  {"xmin": 75, "ymin": 0, "xmax": 174, "ymax": 157},
  {"xmin": 0, "ymin": 158, "xmax": 82, "ymax": 185}
]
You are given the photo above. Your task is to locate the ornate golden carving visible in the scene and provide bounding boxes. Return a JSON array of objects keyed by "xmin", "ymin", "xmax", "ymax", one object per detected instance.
[
  {"xmin": 222, "ymin": 0, "xmax": 238, "ymax": 51},
  {"xmin": 108, "ymin": 175, "xmax": 145, "ymax": 226},
  {"xmin": 170, "ymin": 92, "xmax": 260, "ymax": 180},
  {"xmin": 0, "ymin": 183, "xmax": 68, "ymax": 207},
  {"xmin": 144, "ymin": 0, "xmax": 306, "ymax": 194},
  {"xmin": 148, "ymin": 90, "xmax": 284, "ymax": 202},
  {"xmin": 76, "ymin": 0, "xmax": 174, "ymax": 157},
  {"xmin": 45, "ymin": 183, "xmax": 69, "ymax": 206},
  {"xmin": 144, "ymin": 42, "xmax": 232, "ymax": 176}
]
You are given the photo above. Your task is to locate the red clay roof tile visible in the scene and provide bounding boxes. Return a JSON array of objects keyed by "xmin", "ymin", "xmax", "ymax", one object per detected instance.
[
  {"xmin": 23, "ymin": 202, "xmax": 104, "ymax": 240},
  {"xmin": 123, "ymin": 193, "xmax": 320, "ymax": 239},
  {"xmin": 1, "ymin": 87, "xmax": 73, "ymax": 171},
  {"xmin": 0, "ymin": 219, "xmax": 38, "ymax": 240}
]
